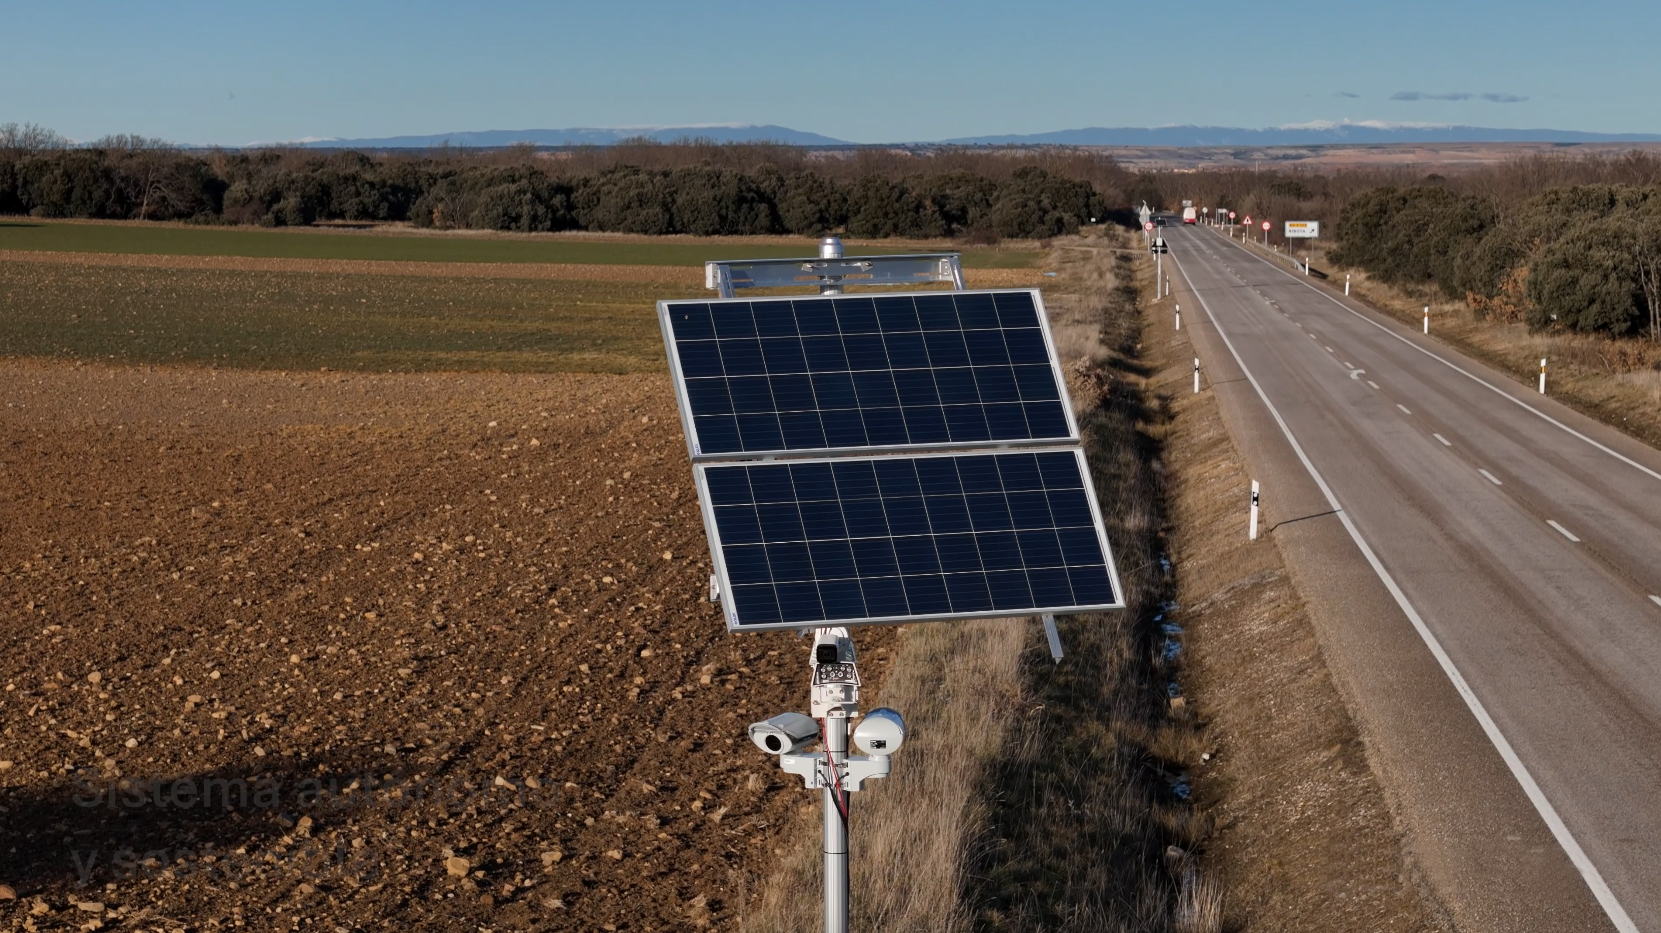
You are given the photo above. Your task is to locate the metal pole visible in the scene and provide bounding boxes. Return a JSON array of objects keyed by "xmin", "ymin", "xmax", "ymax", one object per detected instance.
[
  {"xmin": 823, "ymin": 713, "xmax": 850, "ymax": 933},
  {"xmin": 1156, "ymin": 245, "xmax": 1162, "ymax": 296},
  {"xmin": 820, "ymin": 236, "xmax": 845, "ymax": 296}
]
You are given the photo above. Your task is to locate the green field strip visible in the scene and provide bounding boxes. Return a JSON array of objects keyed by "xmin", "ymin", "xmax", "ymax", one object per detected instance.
[{"xmin": 0, "ymin": 221, "xmax": 1040, "ymax": 269}]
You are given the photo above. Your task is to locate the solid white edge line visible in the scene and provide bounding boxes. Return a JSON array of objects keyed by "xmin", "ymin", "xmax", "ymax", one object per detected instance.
[
  {"xmin": 1238, "ymin": 229, "xmax": 1661, "ymax": 486},
  {"xmin": 1434, "ymin": 433, "xmax": 1452, "ymax": 446},
  {"xmin": 1398, "ymin": 404, "xmax": 1413, "ymax": 415},
  {"xmin": 1368, "ymin": 380, "xmax": 1382, "ymax": 389},
  {"xmin": 1173, "ymin": 233, "xmax": 1640, "ymax": 933},
  {"xmin": 1548, "ymin": 520, "xmax": 1582, "ymax": 543},
  {"xmin": 1479, "ymin": 469, "xmax": 1504, "ymax": 486},
  {"xmin": 1650, "ymin": 595, "xmax": 1661, "ymax": 608}
]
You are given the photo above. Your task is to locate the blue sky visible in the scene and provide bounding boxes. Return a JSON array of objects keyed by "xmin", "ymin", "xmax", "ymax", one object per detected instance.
[{"xmin": 4, "ymin": 0, "xmax": 1657, "ymax": 144}]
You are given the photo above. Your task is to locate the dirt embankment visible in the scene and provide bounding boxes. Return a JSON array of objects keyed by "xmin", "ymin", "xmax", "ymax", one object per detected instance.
[
  {"xmin": 1141, "ymin": 256, "xmax": 1447, "ymax": 929},
  {"xmin": 0, "ymin": 362, "xmax": 893, "ymax": 930}
]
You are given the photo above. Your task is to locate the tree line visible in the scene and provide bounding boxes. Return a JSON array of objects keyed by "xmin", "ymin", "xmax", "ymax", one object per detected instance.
[
  {"xmin": 0, "ymin": 125, "xmax": 1113, "ymax": 240},
  {"xmin": 1332, "ymin": 182, "xmax": 1661, "ymax": 340}
]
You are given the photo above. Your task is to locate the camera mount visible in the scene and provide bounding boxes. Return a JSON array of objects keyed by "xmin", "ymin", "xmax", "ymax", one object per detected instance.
[{"xmin": 749, "ymin": 626, "xmax": 906, "ymax": 933}]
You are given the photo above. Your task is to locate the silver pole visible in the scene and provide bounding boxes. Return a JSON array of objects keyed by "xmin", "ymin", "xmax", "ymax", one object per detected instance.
[
  {"xmin": 820, "ymin": 236, "xmax": 845, "ymax": 295},
  {"xmin": 823, "ymin": 712, "xmax": 850, "ymax": 933}
]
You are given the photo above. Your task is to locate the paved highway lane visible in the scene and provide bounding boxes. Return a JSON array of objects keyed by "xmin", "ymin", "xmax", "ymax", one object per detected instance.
[{"xmin": 1165, "ymin": 224, "xmax": 1661, "ymax": 932}]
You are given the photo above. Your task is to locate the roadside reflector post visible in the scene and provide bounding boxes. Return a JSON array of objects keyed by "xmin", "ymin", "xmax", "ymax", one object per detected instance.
[
  {"xmin": 1193, "ymin": 357, "xmax": 1201, "ymax": 394},
  {"xmin": 1540, "ymin": 358, "xmax": 1547, "ymax": 394},
  {"xmin": 1249, "ymin": 481, "xmax": 1260, "ymax": 540},
  {"xmin": 1345, "ymin": 273, "xmax": 1351, "ymax": 296},
  {"xmin": 1424, "ymin": 306, "xmax": 1430, "ymax": 334},
  {"xmin": 1175, "ymin": 303, "xmax": 1181, "ymax": 331}
]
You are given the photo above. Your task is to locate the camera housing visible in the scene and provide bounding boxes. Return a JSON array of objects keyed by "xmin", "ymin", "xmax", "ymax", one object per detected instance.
[
  {"xmin": 852, "ymin": 707, "xmax": 906, "ymax": 756},
  {"xmin": 748, "ymin": 712, "xmax": 819, "ymax": 755}
]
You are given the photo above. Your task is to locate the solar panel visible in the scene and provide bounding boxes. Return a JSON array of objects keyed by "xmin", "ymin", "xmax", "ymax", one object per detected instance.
[
  {"xmin": 696, "ymin": 449, "xmax": 1123, "ymax": 631},
  {"xmin": 661, "ymin": 289, "xmax": 1077, "ymax": 460}
]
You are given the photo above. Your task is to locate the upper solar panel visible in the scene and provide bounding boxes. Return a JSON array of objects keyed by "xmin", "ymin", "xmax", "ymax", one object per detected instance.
[{"xmin": 660, "ymin": 289, "xmax": 1076, "ymax": 460}]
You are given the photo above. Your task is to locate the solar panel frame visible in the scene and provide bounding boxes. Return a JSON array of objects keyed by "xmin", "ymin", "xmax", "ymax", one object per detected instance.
[
  {"xmin": 693, "ymin": 447, "xmax": 1125, "ymax": 632},
  {"xmin": 658, "ymin": 288, "xmax": 1081, "ymax": 463}
]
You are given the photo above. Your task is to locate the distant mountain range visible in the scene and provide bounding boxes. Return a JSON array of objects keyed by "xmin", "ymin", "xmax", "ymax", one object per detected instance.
[
  {"xmin": 292, "ymin": 124, "xmax": 847, "ymax": 148},
  {"xmin": 940, "ymin": 123, "xmax": 1661, "ymax": 146},
  {"xmin": 283, "ymin": 122, "xmax": 1661, "ymax": 150}
]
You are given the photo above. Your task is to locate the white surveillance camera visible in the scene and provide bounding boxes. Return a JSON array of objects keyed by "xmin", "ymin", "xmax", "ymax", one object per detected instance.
[
  {"xmin": 852, "ymin": 708, "xmax": 906, "ymax": 756},
  {"xmin": 749, "ymin": 712, "xmax": 818, "ymax": 755}
]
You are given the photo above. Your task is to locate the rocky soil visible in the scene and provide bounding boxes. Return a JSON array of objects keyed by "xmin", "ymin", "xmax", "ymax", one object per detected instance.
[{"xmin": 0, "ymin": 361, "xmax": 893, "ymax": 931}]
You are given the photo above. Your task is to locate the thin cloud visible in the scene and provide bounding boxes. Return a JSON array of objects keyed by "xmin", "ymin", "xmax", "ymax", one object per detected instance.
[
  {"xmin": 1392, "ymin": 91, "xmax": 1474, "ymax": 101},
  {"xmin": 1481, "ymin": 92, "xmax": 1528, "ymax": 103},
  {"xmin": 1334, "ymin": 91, "xmax": 1361, "ymax": 98}
]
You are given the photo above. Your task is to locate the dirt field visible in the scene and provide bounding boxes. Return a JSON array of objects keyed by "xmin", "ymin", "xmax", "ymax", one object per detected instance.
[{"xmin": 0, "ymin": 362, "xmax": 895, "ymax": 930}]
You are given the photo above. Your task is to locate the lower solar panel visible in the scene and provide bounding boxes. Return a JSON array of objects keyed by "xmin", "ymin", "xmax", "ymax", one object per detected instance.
[{"xmin": 696, "ymin": 448, "xmax": 1123, "ymax": 631}]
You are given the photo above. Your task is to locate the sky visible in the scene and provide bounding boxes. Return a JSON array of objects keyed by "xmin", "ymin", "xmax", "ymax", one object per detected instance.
[{"xmin": 4, "ymin": 0, "xmax": 1659, "ymax": 145}]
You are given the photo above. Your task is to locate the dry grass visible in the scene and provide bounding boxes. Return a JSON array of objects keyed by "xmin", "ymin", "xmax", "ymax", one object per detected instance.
[
  {"xmin": 745, "ymin": 620, "xmax": 1028, "ymax": 933},
  {"xmin": 745, "ymin": 229, "xmax": 1218, "ymax": 933}
]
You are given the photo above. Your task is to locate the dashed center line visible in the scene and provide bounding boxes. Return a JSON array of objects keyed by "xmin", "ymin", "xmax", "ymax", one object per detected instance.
[
  {"xmin": 1479, "ymin": 469, "xmax": 1503, "ymax": 485},
  {"xmin": 1325, "ymin": 346, "xmax": 1335, "ymax": 352},
  {"xmin": 1547, "ymin": 520, "xmax": 1581, "ymax": 542},
  {"xmin": 1397, "ymin": 404, "xmax": 1412, "ymax": 415},
  {"xmin": 1434, "ymin": 433, "xmax": 1452, "ymax": 446},
  {"xmin": 1343, "ymin": 361, "xmax": 1354, "ymax": 368},
  {"xmin": 1368, "ymin": 380, "xmax": 1381, "ymax": 389}
]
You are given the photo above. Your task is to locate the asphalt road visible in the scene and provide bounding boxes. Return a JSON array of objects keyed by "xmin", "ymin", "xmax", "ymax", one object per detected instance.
[{"xmin": 1163, "ymin": 223, "xmax": 1661, "ymax": 932}]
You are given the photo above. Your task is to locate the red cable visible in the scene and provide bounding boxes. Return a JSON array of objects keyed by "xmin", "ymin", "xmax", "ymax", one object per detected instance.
[{"xmin": 820, "ymin": 717, "xmax": 849, "ymax": 826}]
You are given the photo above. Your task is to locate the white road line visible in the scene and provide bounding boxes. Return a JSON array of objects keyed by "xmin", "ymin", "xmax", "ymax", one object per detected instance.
[
  {"xmin": 1479, "ymin": 469, "xmax": 1503, "ymax": 486},
  {"xmin": 1397, "ymin": 404, "xmax": 1413, "ymax": 415},
  {"xmin": 1344, "ymin": 361, "xmax": 1354, "ymax": 368},
  {"xmin": 1434, "ymin": 433, "xmax": 1452, "ymax": 446},
  {"xmin": 1548, "ymin": 520, "xmax": 1581, "ymax": 542},
  {"xmin": 1368, "ymin": 380, "xmax": 1381, "ymax": 389},
  {"xmin": 1325, "ymin": 346, "xmax": 1335, "ymax": 352},
  {"xmin": 1173, "ymin": 236, "xmax": 1640, "ymax": 933},
  {"xmin": 1239, "ymin": 230, "xmax": 1661, "ymax": 488},
  {"xmin": 1650, "ymin": 595, "xmax": 1661, "ymax": 608}
]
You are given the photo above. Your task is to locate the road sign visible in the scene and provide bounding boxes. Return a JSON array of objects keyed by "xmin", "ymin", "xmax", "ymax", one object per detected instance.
[
  {"xmin": 1242, "ymin": 215, "xmax": 1251, "ymax": 225},
  {"xmin": 1284, "ymin": 221, "xmax": 1320, "ymax": 238},
  {"xmin": 1228, "ymin": 211, "xmax": 1236, "ymax": 220},
  {"xmin": 1144, "ymin": 221, "xmax": 1154, "ymax": 232},
  {"xmin": 1261, "ymin": 221, "xmax": 1271, "ymax": 232},
  {"xmin": 1150, "ymin": 238, "xmax": 1169, "ymax": 254}
]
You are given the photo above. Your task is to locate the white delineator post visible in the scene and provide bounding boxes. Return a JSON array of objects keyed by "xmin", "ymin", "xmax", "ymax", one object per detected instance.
[
  {"xmin": 1345, "ymin": 273, "xmax": 1351, "ymax": 296},
  {"xmin": 1540, "ymin": 358, "xmax": 1547, "ymax": 394},
  {"xmin": 1249, "ymin": 481, "xmax": 1260, "ymax": 540},
  {"xmin": 1423, "ymin": 306, "xmax": 1430, "ymax": 334},
  {"xmin": 1175, "ymin": 304, "xmax": 1181, "ymax": 331},
  {"xmin": 1193, "ymin": 358, "xmax": 1201, "ymax": 394}
]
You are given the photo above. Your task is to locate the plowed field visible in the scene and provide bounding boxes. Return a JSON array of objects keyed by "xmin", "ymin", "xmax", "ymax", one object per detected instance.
[{"xmin": 0, "ymin": 362, "xmax": 893, "ymax": 930}]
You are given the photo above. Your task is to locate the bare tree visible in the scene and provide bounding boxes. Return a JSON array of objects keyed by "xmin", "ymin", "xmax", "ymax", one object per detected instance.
[{"xmin": 1635, "ymin": 216, "xmax": 1661, "ymax": 342}]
